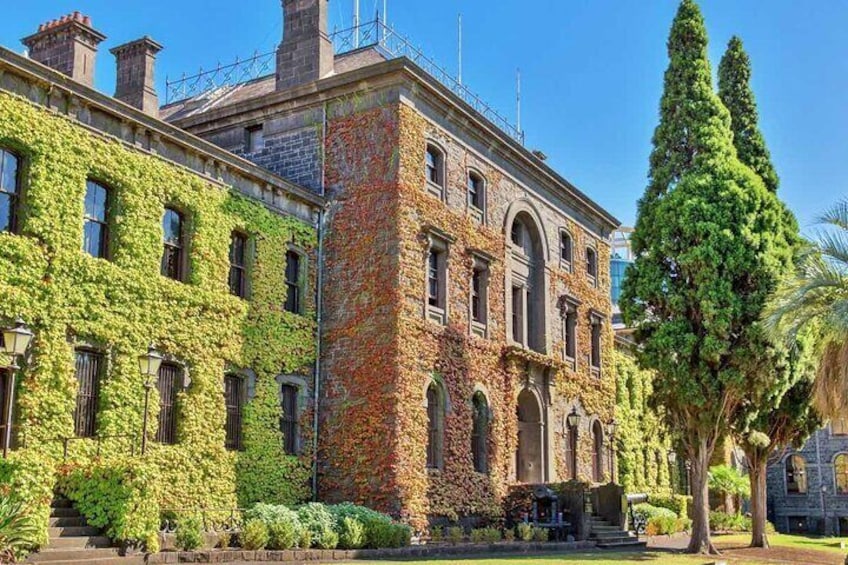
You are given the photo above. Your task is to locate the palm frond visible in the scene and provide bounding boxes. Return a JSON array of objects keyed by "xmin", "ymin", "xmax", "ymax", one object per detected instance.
[{"xmin": 816, "ymin": 199, "xmax": 848, "ymax": 230}]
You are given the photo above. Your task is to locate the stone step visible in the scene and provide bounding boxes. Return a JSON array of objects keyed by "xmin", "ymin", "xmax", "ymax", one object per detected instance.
[
  {"xmin": 593, "ymin": 530, "xmax": 633, "ymax": 539},
  {"xmin": 26, "ymin": 547, "xmax": 121, "ymax": 563},
  {"xmin": 48, "ymin": 525, "xmax": 101, "ymax": 537},
  {"xmin": 591, "ymin": 525, "xmax": 623, "ymax": 531},
  {"xmin": 49, "ymin": 498, "xmax": 73, "ymax": 509},
  {"xmin": 49, "ymin": 507, "xmax": 80, "ymax": 518},
  {"xmin": 49, "ymin": 516, "xmax": 87, "ymax": 527},
  {"xmin": 46, "ymin": 535, "xmax": 112, "ymax": 550},
  {"xmin": 597, "ymin": 540, "xmax": 648, "ymax": 550}
]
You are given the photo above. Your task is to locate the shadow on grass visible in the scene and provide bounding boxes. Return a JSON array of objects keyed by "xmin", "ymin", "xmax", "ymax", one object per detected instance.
[{"xmin": 370, "ymin": 550, "xmax": 686, "ymax": 563}]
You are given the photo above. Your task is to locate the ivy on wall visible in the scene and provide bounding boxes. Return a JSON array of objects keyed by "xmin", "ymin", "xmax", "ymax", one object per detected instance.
[
  {"xmin": 614, "ymin": 347, "xmax": 673, "ymax": 494},
  {"xmin": 0, "ymin": 90, "xmax": 317, "ymax": 547}
]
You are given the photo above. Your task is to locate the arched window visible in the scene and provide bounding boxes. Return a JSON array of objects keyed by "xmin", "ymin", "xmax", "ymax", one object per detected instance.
[
  {"xmin": 161, "ymin": 208, "xmax": 185, "ymax": 281},
  {"xmin": 586, "ymin": 247, "xmax": 598, "ymax": 284},
  {"xmin": 471, "ymin": 391, "xmax": 489, "ymax": 473},
  {"xmin": 516, "ymin": 389, "xmax": 542, "ymax": 483},
  {"xmin": 0, "ymin": 149, "xmax": 21, "ymax": 234},
  {"xmin": 559, "ymin": 230, "xmax": 573, "ymax": 267},
  {"xmin": 592, "ymin": 420, "xmax": 604, "ymax": 482},
  {"xmin": 426, "ymin": 382, "xmax": 445, "ymax": 469},
  {"xmin": 509, "ymin": 212, "xmax": 546, "ymax": 353},
  {"xmin": 285, "ymin": 251, "xmax": 302, "ymax": 314},
  {"xmin": 280, "ymin": 383, "xmax": 299, "ymax": 454},
  {"xmin": 425, "ymin": 144, "xmax": 445, "ymax": 199},
  {"xmin": 224, "ymin": 374, "xmax": 244, "ymax": 451},
  {"xmin": 83, "ymin": 180, "xmax": 110, "ymax": 259},
  {"xmin": 786, "ymin": 454, "xmax": 807, "ymax": 494},
  {"xmin": 835, "ymin": 454, "xmax": 848, "ymax": 495}
]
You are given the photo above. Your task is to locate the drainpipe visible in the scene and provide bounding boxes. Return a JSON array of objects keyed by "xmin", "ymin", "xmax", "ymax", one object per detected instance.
[{"xmin": 310, "ymin": 102, "xmax": 329, "ymax": 501}]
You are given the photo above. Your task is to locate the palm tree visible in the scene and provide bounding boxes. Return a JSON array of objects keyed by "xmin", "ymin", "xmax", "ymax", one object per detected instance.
[{"xmin": 765, "ymin": 200, "xmax": 848, "ymax": 418}]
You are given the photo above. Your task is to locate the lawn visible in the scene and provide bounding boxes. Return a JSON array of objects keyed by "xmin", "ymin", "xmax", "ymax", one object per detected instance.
[{"xmin": 348, "ymin": 534, "xmax": 848, "ymax": 565}]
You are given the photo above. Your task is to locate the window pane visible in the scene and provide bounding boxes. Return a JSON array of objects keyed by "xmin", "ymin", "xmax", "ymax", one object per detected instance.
[
  {"xmin": 163, "ymin": 209, "xmax": 182, "ymax": 244},
  {"xmin": 285, "ymin": 252, "xmax": 301, "ymax": 313},
  {"xmin": 1, "ymin": 151, "xmax": 18, "ymax": 194},
  {"xmin": 85, "ymin": 181, "xmax": 108, "ymax": 222},
  {"xmin": 428, "ymin": 251, "xmax": 439, "ymax": 306},
  {"xmin": 83, "ymin": 222, "xmax": 104, "ymax": 258},
  {"xmin": 0, "ymin": 194, "xmax": 11, "ymax": 233},
  {"xmin": 230, "ymin": 233, "xmax": 246, "ymax": 266}
]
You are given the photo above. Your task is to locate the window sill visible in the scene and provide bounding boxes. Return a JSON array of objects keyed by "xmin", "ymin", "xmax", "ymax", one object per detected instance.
[
  {"xmin": 587, "ymin": 275, "xmax": 597, "ymax": 287},
  {"xmin": 563, "ymin": 356, "xmax": 576, "ymax": 371},
  {"xmin": 426, "ymin": 181, "xmax": 445, "ymax": 201},
  {"xmin": 590, "ymin": 366, "xmax": 601, "ymax": 379},
  {"xmin": 559, "ymin": 260, "xmax": 572, "ymax": 272},
  {"xmin": 468, "ymin": 206, "xmax": 484, "ymax": 224},
  {"xmin": 471, "ymin": 321, "xmax": 488, "ymax": 338},
  {"xmin": 427, "ymin": 306, "xmax": 447, "ymax": 326}
]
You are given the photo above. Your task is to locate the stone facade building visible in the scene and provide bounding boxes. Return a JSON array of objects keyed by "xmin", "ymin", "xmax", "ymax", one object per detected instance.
[
  {"xmin": 164, "ymin": 0, "xmax": 620, "ymax": 528},
  {"xmin": 766, "ymin": 420, "xmax": 848, "ymax": 536}
]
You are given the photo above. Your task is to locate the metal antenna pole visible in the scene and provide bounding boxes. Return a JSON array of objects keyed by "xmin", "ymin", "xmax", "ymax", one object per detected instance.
[
  {"xmin": 458, "ymin": 14, "xmax": 463, "ymax": 85},
  {"xmin": 516, "ymin": 68, "xmax": 522, "ymax": 134},
  {"xmin": 353, "ymin": 0, "xmax": 360, "ymax": 48}
]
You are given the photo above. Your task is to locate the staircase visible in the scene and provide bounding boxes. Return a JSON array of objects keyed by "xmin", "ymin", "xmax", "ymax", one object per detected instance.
[
  {"xmin": 589, "ymin": 515, "xmax": 647, "ymax": 549},
  {"xmin": 26, "ymin": 496, "xmax": 143, "ymax": 564}
]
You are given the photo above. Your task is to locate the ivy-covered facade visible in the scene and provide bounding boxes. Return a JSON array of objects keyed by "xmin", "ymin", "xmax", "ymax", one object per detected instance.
[{"xmin": 0, "ymin": 44, "xmax": 322, "ymax": 549}]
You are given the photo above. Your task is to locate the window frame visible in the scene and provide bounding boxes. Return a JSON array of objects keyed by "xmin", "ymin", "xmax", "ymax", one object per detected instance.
[
  {"xmin": 245, "ymin": 124, "xmax": 265, "ymax": 153},
  {"xmin": 426, "ymin": 382, "xmax": 445, "ymax": 470},
  {"xmin": 471, "ymin": 391, "xmax": 489, "ymax": 474},
  {"xmin": 589, "ymin": 311, "xmax": 604, "ymax": 377},
  {"xmin": 425, "ymin": 142, "xmax": 446, "ymax": 201},
  {"xmin": 426, "ymin": 234, "xmax": 449, "ymax": 325},
  {"xmin": 467, "ymin": 169, "xmax": 486, "ymax": 223},
  {"xmin": 470, "ymin": 255, "xmax": 489, "ymax": 337},
  {"xmin": 0, "ymin": 148, "xmax": 22, "ymax": 235},
  {"xmin": 284, "ymin": 249, "xmax": 304, "ymax": 314},
  {"xmin": 156, "ymin": 361, "xmax": 184, "ymax": 445},
  {"xmin": 559, "ymin": 229, "xmax": 573, "ymax": 271},
  {"xmin": 229, "ymin": 231, "xmax": 249, "ymax": 298},
  {"xmin": 161, "ymin": 207, "xmax": 187, "ymax": 282},
  {"xmin": 224, "ymin": 373, "xmax": 245, "ymax": 451},
  {"xmin": 279, "ymin": 382, "xmax": 300, "ymax": 455},
  {"xmin": 586, "ymin": 245, "xmax": 598, "ymax": 286},
  {"xmin": 511, "ymin": 284, "xmax": 526, "ymax": 346},
  {"xmin": 82, "ymin": 179, "xmax": 111, "ymax": 260},
  {"xmin": 73, "ymin": 347, "xmax": 104, "ymax": 439},
  {"xmin": 561, "ymin": 296, "xmax": 580, "ymax": 369}
]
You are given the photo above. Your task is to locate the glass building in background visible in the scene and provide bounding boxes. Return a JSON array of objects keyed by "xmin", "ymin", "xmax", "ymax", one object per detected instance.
[{"xmin": 610, "ymin": 228, "xmax": 634, "ymax": 327}]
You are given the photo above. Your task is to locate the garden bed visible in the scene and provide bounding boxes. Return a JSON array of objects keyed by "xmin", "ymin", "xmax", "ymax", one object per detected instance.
[{"xmin": 147, "ymin": 540, "xmax": 597, "ymax": 563}]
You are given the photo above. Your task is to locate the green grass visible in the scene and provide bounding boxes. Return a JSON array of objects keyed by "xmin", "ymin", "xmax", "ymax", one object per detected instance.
[{"xmin": 346, "ymin": 533, "xmax": 848, "ymax": 565}]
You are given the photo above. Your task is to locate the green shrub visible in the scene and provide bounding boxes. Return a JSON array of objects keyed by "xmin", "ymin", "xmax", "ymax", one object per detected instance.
[
  {"xmin": 709, "ymin": 511, "xmax": 772, "ymax": 533},
  {"xmin": 446, "ymin": 526, "xmax": 464, "ymax": 544},
  {"xmin": 245, "ymin": 503, "xmax": 299, "ymax": 526},
  {"xmin": 338, "ymin": 517, "xmax": 365, "ymax": 549},
  {"xmin": 299, "ymin": 528, "xmax": 313, "ymax": 549},
  {"xmin": 648, "ymin": 494, "xmax": 690, "ymax": 519},
  {"xmin": 429, "ymin": 526, "xmax": 444, "ymax": 542},
  {"xmin": 216, "ymin": 531, "xmax": 232, "ymax": 549},
  {"xmin": 470, "ymin": 528, "xmax": 485, "ymax": 543},
  {"xmin": 471, "ymin": 527, "xmax": 501, "ymax": 543},
  {"xmin": 267, "ymin": 520, "xmax": 300, "ymax": 550},
  {"xmin": 503, "ymin": 528, "xmax": 515, "ymax": 542},
  {"xmin": 633, "ymin": 503, "xmax": 677, "ymax": 524},
  {"xmin": 368, "ymin": 521, "xmax": 410, "ymax": 548},
  {"xmin": 516, "ymin": 522, "xmax": 534, "ymax": 542},
  {"xmin": 240, "ymin": 519, "xmax": 269, "ymax": 550},
  {"xmin": 58, "ymin": 459, "xmax": 161, "ymax": 552},
  {"xmin": 708, "ymin": 465, "xmax": 751, "ymax": 502},
  {"xmin": 532, "ymin": 527, "xmax": 549, "ymax": 542},
  {"xmin": 647, "ymin": 515, "xmax": 678, "ymax": 536},
  {"xmin": 298, "ymin": 503, "xmax": 336, "ymax": 549},
  {"xmin": 327, "ymin": 503, "xmax": 398, "ymax": 549},
  {"xmin": 0, "ymin": 495, "xmax": 39, "ymax": 562},
  {"xmin": 175, "ymin": 515, "xmax": 203, "ymax": 551}
]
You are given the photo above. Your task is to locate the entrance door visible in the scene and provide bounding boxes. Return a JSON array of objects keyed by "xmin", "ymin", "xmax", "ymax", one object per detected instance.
[{"xmin": 516, "ymin": 389, "xmax": 543, "ymax": 483}]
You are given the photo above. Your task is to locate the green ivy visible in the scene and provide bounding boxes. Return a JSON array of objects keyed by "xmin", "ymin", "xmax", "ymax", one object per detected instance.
[{"xmin": 0, "ymin": 90, "xmax": 317, "ymax": 548}]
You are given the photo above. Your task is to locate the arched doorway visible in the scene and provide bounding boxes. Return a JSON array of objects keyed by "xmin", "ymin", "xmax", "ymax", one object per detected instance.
[
  {"xmin": 516, "ymin": 389, "xmax": 543, "ymax": 483},
  {"xmin": 592, "ymin": 420, "xmax": 604, "ymax": 483}
]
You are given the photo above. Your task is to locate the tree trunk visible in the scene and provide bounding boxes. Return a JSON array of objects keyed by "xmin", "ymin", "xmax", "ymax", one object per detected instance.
[
  {"xmin": 724, "ymin": 492, "xmax": 735, "ymax": 515},
  {"xmin": 687, "ymin": 440, "xmax": 719, "ymax": 554},
  {"xmin": 749, "ymin": 454, "xmax": 769, "ymax": 548}
]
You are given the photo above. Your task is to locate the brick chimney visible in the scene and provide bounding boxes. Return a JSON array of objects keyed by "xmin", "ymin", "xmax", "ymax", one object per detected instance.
[
  {"xmin": 110, "ymin": 37, "xmax": 163, "ymax": 118},
  {"xmin": 276, "ymin": 0, "xmax": 334, "ymax": 91},
  {"xmin": 21, "ymin": 12, "xmax": 106, "ymax": 87}
]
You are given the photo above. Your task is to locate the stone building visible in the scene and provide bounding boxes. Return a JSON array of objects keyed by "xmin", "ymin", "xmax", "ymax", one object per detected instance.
[
  {"xmin": 164, "ymin": 0, "xmax": 620, "ymax": 527},
  {"xmin": 766, "ymin": 420, "xmax": 848, "ymax": 536},
  {"xmin": 0, "ymin": 12, "xmax": 323, "ymax": 549}
]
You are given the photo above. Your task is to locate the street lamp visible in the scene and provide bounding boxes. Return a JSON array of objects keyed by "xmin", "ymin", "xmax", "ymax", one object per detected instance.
[
  {"xmin": 607, "ymin": 418, "xmax": 618, "ymax": 483},
  {"xmin": 138, "ymin": 344, "xmax": 163, "ymax": 455},
  {"xmin": 2, "ymin": 318, "xmax": 34, "ymax": 458},
  {"xmin": 668, "ymin": 450, "xmax": 678, "ymax": 494},
  {"xmin": 566, "ymin": 408, "xmax": 581, "ymax": 479},
  {"xmin": 566, "ymin": 407, "xmax": 581, "ymax": 429}
]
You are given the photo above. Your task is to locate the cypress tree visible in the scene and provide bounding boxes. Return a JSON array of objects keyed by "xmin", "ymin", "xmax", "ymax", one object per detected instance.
[
  {"xmin": 720, "ymin": 36, "xmax": 818, "ymax": 549},
  {"xmin": 621, "ymin": 0, "xmax": 794, "ymax": 554},
  {"xmin": 718, "ymin": 36, "xmax": 779, "ymax": 192}
]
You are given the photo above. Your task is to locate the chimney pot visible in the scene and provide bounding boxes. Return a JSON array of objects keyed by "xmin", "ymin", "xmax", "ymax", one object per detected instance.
[
  {"xmin": 111, "ymin": 37, "xmax": 163, "ymax": 117},
  {"xmin": 21, "ymin": 13, "xmax": 106, "ymax": 87}
]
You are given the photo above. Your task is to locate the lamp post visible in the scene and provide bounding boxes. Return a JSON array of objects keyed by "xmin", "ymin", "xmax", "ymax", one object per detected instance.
[
  {"xmin": 138, "ymin": 344, "xmax": 163, "ymax": 455},
  {"xmin": 2, "ymin": 319, "xmax": 34, "ymax": 458},
  {"xmin": 667, "ymin": 450, "xmax": 678, "ymax": 495},
  {"xmin": 607, "ymin": 418, "xmax": 618, "ymax": 484},
  {"xmin": 566, "ymin": 408, "xmax": 581, "ymax": 480}
]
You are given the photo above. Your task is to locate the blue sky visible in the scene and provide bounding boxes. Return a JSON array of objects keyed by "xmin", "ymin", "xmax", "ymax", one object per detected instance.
[{"xmin": 3, "ymin": 1, "xmax": 846, "ymax": 230}]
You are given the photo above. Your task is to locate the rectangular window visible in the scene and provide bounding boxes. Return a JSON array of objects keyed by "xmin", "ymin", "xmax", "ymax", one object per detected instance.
[
  {"xmin": 246, "ymin": 125, "xmax": 265, "ymax": 152},
  {"xmin": 73, "ymin": 349, "xmax": 103, "ymax": 438},
  {"xmin": 426, "ymin": 237, "xmax": 448, "ymax": 325},
  {"xmin": 161, "ymin": 208, "xmax": 185, "ymax": 281},
  {"xmin": 285, "ymin": 251, "xmax": 301, "ymax": 314},
  {"xmin": 471, "ymin": 258, "xmax": 489, "ymax": 337},
  {"xmin": 586, "ymin": 247, "xmax": 598, "ymax": 285},
  {"xmin": 156, "ymin": 363, "xmax": 181, "ymax": 445},
  {"xmin": 0, "ymin": 149, "xmax": 21, "ymax": 234},
  {"xmin": 224, "ymin": 374, "xmax": 243, "ymax": 450},
  {"xmin": 279, "ymin": 384, "xmax": 298, "ymax": 455},
  {"xmin": 560, "ymin": 231, "xmax": 573, "ymax": 267},
  {"xmin": 563, "ymin": 305, "xmax": 577, "ymax": 362},
  {"xmin": 0, "ymin": 369, "xmax": 19, "ymax": 455},
  {"xmin": 590, "ymin": 315, "xmax": 602, "ymax": 375},
  {"xmin": 512, "ymin": 285, "xmax": 525, "ymax": 345},
  {"xmin": 229, "ymin": 232, "xmax": 248, "ymax": 298},
  {"xmin": 83, "ymin": 180, "xmax": 110, "ymax": 259}
]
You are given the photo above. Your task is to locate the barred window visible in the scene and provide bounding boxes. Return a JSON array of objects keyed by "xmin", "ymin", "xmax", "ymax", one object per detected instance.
[
  {"xmin": 0, "ymin": 149, "xmax": 21, "ymax": 234},
  {"xmin": 83, "ymin": 181, "xmax": 110, "ymax": 259},
  {"xmin": 161, "ymin": 208, "xmax": 185, "ymax": 281},
  {"xmin": 229, "ymin": 232, "xmax": 248, "ymax": 298},
  {"xmin": 285, "ymin": 251, "xmax": 301, "ymax": 314},
  {"xmin": 280, "ymin": 384, "xmax": 298, "ymax": 454},
  {"xmin": 471, "ymin": 392, "xmax": 489, "ymax": 473},
  {"xmin": 0, "ymin": 369, "xmax": 19, "ymax": 454},
  {"xmin": 156, "ymin": 363, "xmax": 182, "ymax": 445},
  {"xmin": 426, "ymin": 383, "xmax": 444, "ymax": 469},
  {"xmin": 73, "ymin": 349, "xmax": 103, "ymax": 438},
  {"xmin": 224, "ymin": 374, "xmax": 244, "ymax": 450}
]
